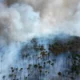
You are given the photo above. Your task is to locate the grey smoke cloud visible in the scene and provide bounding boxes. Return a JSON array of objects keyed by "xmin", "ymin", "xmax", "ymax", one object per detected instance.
[
  {"xmin": 6, "ymin": 0, "xmax": 80, "ymax": 22},
  {"xmin": 0, "ymin": 0, "xmax": 79, "ymax": 42}
]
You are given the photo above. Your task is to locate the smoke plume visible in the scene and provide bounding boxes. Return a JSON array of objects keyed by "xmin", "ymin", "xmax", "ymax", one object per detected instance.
[
  {"xmin": 0, "ymin": 0, "xmax": 80, "ymax": 80},
  {"xmin": 0, "ymin": 0, "xmax": 79, "ymax": 42}
]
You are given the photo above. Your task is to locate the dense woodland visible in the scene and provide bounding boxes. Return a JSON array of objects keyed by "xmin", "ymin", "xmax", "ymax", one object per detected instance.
[{"xmin": 1, "ymin": 35, "xmax": 80, "ymax": 80}]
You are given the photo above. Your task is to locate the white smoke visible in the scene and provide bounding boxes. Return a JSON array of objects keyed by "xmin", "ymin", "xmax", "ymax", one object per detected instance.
[
  {"xmin": 0, "ymin": 3, "xmax": 58, "ymax": 42},
  {"xmin": 0, "ymin": 0, "xmax": 80, "ymax": 42}
]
